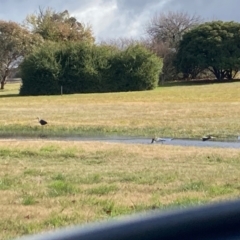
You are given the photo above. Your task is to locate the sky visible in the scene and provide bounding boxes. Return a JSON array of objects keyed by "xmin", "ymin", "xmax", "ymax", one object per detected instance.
[{"xmin": 0, "ymin": 0, "xmax": 240, "ymax": 42}]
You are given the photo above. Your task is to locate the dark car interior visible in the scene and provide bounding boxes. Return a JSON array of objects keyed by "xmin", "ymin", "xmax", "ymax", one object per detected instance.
[{"xmin": 17, "ymin": 199, "xmax": 240, "ymax": 240}]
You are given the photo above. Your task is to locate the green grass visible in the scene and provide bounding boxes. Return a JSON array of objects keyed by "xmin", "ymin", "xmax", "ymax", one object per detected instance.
[
  {"xmin": 1, "ymin": 82, "xmax": 240, "ymax": 239},
  {"xmin": 1, "ymin": 82, "xmax": 240, "ymax": 139},
  {"xmin": 86, "ymin": 184, "xmax": 119, "ymax": 195},
  {"xmin": 0, "ymin": 140, "xmax": 240, "ymax": 239},
  {"xmin": 48, "ymin": 180, "xmax": 78, "ymax": 197},
  {"xmin": 22, "ymin": 195, "xmax": 37, "ymax": 206}
]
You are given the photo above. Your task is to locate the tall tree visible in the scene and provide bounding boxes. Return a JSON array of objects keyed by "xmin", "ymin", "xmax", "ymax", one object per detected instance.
[
  {"xmin": 145, "ymin": 11, "xmax": 202, "ymax": 82},
  {"xmin": 0, "ymin": 20, "xmax": 43, "ymax": 89},
  {"xmin": 146, "ymin": 11, "xmax": 202, "ymax": 49},
  {"xmin": 175, "ymin": 21, "xmax": 240, "ymax": 80},
  {"xmin": 25, "ymin": 8, "xmax": 95, "ymax": 43}
]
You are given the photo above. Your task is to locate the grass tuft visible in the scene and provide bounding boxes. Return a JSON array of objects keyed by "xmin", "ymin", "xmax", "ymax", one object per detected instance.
[
  {"xmin": 86, "ymin": 184, "xmax": 119, "ymax": 195},
  {"xmin": 48, "ymin": 180, "xmax": 77, "ymax": 197},
  {"xmin": 22, "ymin": 195, "xmax": 36, "ymax": 206}
]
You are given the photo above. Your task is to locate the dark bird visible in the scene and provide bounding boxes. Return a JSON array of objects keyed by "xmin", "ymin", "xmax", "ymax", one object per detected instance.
[
  {"xmin": 202, "ymin": 135, "xmax": 215, "ymax": 141},
  {"xmin": 37, "ymin": 117, "xmax": 47, "ymax": 126}
]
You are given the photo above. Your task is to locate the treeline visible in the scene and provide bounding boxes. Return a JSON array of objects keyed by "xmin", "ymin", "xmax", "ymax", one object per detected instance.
[
  {"xmin": 146, "ymin": 12, "xmax": 240, "ymax": 82},
  {"xmin": 2, "ymin": 8, "xmax": 240, "ymax": 94},
  {"xmin": 20, "ymin": 42, "xmax": 162, "ymax": 95}
]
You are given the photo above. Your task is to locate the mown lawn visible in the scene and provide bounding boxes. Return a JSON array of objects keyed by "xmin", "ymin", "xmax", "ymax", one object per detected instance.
[
  {"xmin": 0, "ymin": 140, "xmax": 240, "ymax": 239},
  {"xmin": 1, "ymin": 81, "xmax": 240, "ymax": 239},
  {"xmin": 1, "ymin": 81, "xmax": 240, "ymax": 139}
]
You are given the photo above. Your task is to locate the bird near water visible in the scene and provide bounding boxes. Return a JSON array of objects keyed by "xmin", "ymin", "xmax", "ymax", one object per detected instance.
[
  {"xmin": 202, "ymin": 135, "xmax": 215, "ymax": 141},
  {"xmin": 37, "ymin": 117, "xmax": 48, "ymax": 126},
  {"xmin": 151, "ymin": 137, "xmax": 167, "ymax": 144}
]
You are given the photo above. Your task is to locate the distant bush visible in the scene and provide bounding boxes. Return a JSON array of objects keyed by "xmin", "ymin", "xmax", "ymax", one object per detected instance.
[
  {"xmin": 109, "ymin": 44, "xmax": 162, "ymax": 91},
  {"xmin": 20, "ymin": 42, "xmax": 162, "ymax": 95},
  {"xmin": 56, "ymin": 42, "xmax": 117, "ymax": 93},
  {"xmin": 20, "ymin": 42, "xmax": 61, "ymax": 95}
]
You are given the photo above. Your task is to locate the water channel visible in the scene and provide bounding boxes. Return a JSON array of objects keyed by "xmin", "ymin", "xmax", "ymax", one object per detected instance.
[{"xmin": 1, "ymin": 136, "xmax": 240, "ymax": 149}]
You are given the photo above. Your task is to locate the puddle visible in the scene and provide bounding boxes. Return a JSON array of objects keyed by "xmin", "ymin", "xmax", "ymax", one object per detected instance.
[
  {"xmin": 1, "ymin": 136, "xmax": 239, "ymax": 149},
  {"xmin": 71, "ymin": 136, "xmax": 240, "ymax": 148}
]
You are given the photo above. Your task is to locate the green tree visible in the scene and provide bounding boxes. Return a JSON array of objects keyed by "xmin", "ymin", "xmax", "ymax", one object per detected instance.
[
  {"xmin": 20, "ymin": 42, "xmax": 116, "ymax": 95},
  {"xmin": 57, "ymin": 42, "xmax": 114, "ymax": 93},
  {"xmin": 175, "ymin": 21, "xmax": 240, "ymax": 80},
  {"xmin": 109, "ymin": 44, "xmax": 162, "ymax": 91},
  {"xmin": 0, "ymin": 20, "xmax": 43, "ymax": 89},
  {"xmin": 25, "ymin": 8, "xmax": 94, "ymax": 43},
  {"xmin": 20, "ymin": 42, "xmax": 162, "ymax": 95},
  {"xmin": 20, "ymin": 42, "xmax": 61, "ymax": 95}
]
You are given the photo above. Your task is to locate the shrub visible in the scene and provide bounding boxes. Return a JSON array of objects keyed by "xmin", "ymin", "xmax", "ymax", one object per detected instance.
[
  {"xmin": 20, "ymin": 42, "xmax": 61, "ymax": 95},
  {"xmin": 109, "ymin": 44, "xmax": 163, "ymax": 92},
  {"xmin": 20, "ymin": 42, "xmax": 162, "ymax": 95}
]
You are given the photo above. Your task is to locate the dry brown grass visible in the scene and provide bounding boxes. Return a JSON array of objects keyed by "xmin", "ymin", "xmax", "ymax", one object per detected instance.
[
  {"xmin": 1, "ymin": 82, "xmax": 240, "ymax": 138},
  {"xmin": 1, "ymin": 82, "xmax": 240, "ymax": 239},
  {"xmin": 0, "ymin": 139, "xmax": 240, "ymax": 239}
]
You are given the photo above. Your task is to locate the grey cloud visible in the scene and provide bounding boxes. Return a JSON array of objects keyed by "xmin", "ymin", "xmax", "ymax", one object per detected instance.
[
  {"xmin": 162, "ymin": 0, "xmax": 240, "ymax": 22},
  {"xmin": 102, "ymin": 0, "xmax": 164, "ymax": 39},
  {"xmin": 100, "ymin": 0, "xmax": 115, "ymax": 4},
  {"xmin": 0, "ymin": 0, "xmax": 89, "ymax": 23},
  {"xmin": 1, "ymin": 0, "xmax": 240, "ymax": 41},
  {"xmin": 116, "ymin": 0, "xmax": 161, "ymax": 13},
  {"xmin": 102, "ymin": 0, "xmax": 240, "ymax": 40}
]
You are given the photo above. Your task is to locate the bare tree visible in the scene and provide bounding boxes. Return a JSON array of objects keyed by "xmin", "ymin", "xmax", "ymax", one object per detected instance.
[
  {"xmin": 146, "ymin": 11, "xmax": 203, "ymax": 48},
  {"xmin": 99, "ymin": 37, "xmax": 146, "ymax": 50},
  {"xmin": 145, "ymin": 11, "xmax": 203, "ymax": 82}
]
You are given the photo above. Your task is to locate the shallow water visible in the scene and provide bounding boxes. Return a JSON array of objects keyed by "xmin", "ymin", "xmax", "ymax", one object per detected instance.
[
  {"xmin": 1, "ymin": 136, "xmax": 239, "ymax": 149},
  {"xmin": 67, "ymin": 136, "xmax": 240, "ymax": 148}
]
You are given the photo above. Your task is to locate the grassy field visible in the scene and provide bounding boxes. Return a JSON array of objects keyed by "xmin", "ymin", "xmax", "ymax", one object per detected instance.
[
  {"xmin": 1, "ymin": 140, "xmax": 240, "ymax": 239},
  {"xmin": 1, "ymin": 81, "xmax": 240, "ymax": 139},
  {"xmin": 1, "ymin": 82, "xmax": 240, "ymax": 239}
]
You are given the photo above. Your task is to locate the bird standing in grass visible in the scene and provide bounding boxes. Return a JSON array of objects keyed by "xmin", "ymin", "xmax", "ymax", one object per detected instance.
[
  {"xmin": 37, "ymin": 117, "xmax": 47, "ymax": 126},
  {"xmin": 202, "ymin": 135, "xmax": 215, "ymax": 141}
]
